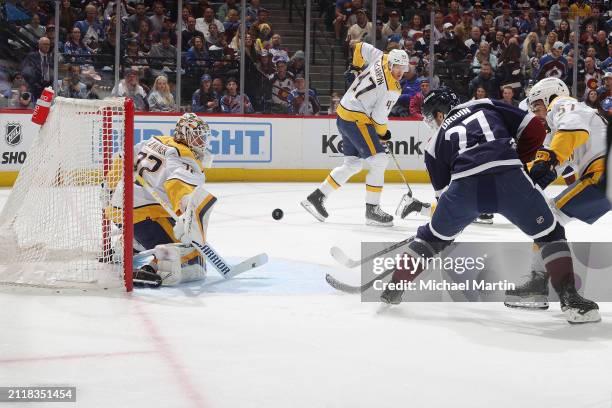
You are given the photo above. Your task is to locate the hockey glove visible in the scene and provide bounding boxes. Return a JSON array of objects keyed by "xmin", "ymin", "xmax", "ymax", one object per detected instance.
[
  {"xmin": 379, "ymin": 130, "xmax": 392, "ymax": 142},
  {"xmin": 348, "ymin": 64, "xmax": 362, "ymax": 73},
  {"xmin": 344, "ymin": 65, "xmax": 361, "ymax": 85},
  {"xmin": 172, "ymin": 212, "xmax": 192, "ymax": 245},
  {"xmin": 529, "ymin": 148, "xmax": 558, "ymax": 189}
]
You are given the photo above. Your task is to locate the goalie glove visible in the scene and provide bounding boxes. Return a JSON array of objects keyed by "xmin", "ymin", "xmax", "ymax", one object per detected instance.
[
  {"xmin": 173, "ymin": 186, "xmax": 216, "ymax": 245},
  {"xmin": 172, "ymin": 212, "xmax": 193, "ymax": 245},
  {"xmin": 395, "ymin": 194, "xmax": 431, "ymax": 219},
  {"xmin": 172, "ymin": 213, "xmax": 186, "ymax": 243},
  {"xmin": 529, "ymin": 148, "xmax": 558, "ymax": 189}
]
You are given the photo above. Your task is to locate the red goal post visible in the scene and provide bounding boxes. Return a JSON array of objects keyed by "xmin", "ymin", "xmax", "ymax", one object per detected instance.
[{"xmin": 0, "ymin": 97, "xmax": 134, "ymax": 291}]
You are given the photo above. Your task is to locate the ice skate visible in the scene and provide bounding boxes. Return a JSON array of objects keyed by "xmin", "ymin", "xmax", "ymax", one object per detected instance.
[
  {"xmin": 301, "ymin": 189, "xmax": 328, "ymax": 222},
  {"xmin": 365, "ymin": 204, "xmax": 393, "ymax": 227},
  {"xmin": 559, "ymin": 286, "xmax": 601, "ymax": 324},
  {"xmin": 504, "ymin": 271, "xmax": 550, "ymax": 310}
]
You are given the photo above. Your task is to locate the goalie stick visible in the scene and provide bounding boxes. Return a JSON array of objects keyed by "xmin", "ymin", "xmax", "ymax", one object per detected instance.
[{"xmin": 135, "ymin": 174, "xmax": 268, "ymax": 279}]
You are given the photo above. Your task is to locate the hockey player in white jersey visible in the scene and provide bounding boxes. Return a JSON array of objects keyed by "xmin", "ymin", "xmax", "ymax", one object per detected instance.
[
  {"xmin": 301, "ymin": 42, "xmax": 408, "ymax": 226},
  {"xmin": 127, "ymin": 113, "xmax": 217, "ymax": 287},
  {"xmin": 505, "ymin": 77, "xmax": 611, "ymax": 310}
]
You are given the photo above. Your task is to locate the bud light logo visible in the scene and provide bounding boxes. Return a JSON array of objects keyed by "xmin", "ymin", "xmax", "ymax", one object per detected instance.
[
  {"xmin": 133, "ymin": 119, "xmax": 272, "ymax": 163},
  {"xmin": 208, "ymin": 122, "xmax": 272, "ymax": 163}
]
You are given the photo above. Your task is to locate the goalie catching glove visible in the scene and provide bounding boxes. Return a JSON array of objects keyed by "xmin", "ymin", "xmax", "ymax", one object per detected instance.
[{"xmin": 529, "ymin": 148, "xmax": 558, "ymax": 189}]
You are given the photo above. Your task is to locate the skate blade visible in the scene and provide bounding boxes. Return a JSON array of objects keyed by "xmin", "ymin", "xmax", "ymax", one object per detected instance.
[
  {"xmin": 300, "ymin": 200, "xmax": 326, "ymax": 222},
  {"xmin": 565, "ymin": 308, "xmax": 602, "ymax": 324},
  {"xmin": 504, "ymin": 295, "xmax": 549, "ymax": 310},
  {"xmin": 474, "ymin": 218, "xmax": 493, "ymax": 225},
  {"xmin": 365, "ymin": 219, "xmax": 394, "ymax": 227},
  {"xmin": 380, "ymin": 296, "xmax": 401, "ymax": 306}
]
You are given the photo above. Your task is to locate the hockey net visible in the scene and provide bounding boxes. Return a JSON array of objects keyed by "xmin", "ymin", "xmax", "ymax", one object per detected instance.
[{"xmin": 0, "ymin": 97, "xmax": 134, "ymax": 291}]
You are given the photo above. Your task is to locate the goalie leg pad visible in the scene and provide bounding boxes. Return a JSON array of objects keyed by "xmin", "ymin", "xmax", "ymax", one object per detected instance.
[{"xmin": 154, "ymin": 243, "xmax": 207, "ymax": 286}]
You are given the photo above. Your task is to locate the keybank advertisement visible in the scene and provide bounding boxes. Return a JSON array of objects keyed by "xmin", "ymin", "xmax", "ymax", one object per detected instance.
[
  {"xmin": 0, "ymin": 111, "xmax": 427, "ymax": 177},
  {"xmin": 300, "ymin": 116, "xmax": 430, "ymax": 169}
]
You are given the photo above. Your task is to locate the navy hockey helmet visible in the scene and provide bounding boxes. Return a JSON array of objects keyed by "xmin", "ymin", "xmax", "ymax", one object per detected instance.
[{"xmin": 421, "ymin": 87, "xmax": 460, "ymax": 130}]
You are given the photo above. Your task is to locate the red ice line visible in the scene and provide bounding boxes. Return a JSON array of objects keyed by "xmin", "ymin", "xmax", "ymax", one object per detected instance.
[
  {"xmin": 131, "ymin": 298, "xmax": 209, "ymax": 408},
  {"xmin": 0, "ymin": 350, "xmax": 155, "ymax": 364}
]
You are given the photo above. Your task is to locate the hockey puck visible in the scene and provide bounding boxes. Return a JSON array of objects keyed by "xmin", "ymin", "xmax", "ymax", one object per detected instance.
[{"xmin": 272, "ymin": 208, "xmax": 284, "ymax": 220}]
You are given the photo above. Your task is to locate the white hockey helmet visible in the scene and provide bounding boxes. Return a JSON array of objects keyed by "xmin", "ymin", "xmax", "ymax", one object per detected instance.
[
  {"xmin": 527, "ymin": 77, "xmax": 570, "ymax": 109},
  {"xmin": 388, "ymin": 49, "xmax": 410, "ymax": 72},
  {"xmin": 174, "ymin": 113, "xmax": 211, "ymax": 160}
]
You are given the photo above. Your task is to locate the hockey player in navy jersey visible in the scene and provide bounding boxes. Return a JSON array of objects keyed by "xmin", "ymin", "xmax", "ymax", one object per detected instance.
[{"xmin": 380, "ymin": 87, "xmax": 600, "ymax": 324}]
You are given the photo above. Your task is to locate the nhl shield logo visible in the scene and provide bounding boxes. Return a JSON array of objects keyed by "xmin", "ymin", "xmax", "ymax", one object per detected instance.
[{"xmin": 5, "ymin": 123, "xmax": 22, "ymax": 146}]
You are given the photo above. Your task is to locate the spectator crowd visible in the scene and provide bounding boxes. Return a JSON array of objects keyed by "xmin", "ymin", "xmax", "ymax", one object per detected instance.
[
  {"xmin": 1, "ymin": 0, "xmax": 611, "ymax": 117},
  {"xmin": 324, "ymin": 0, "xmax": 612, "ymax": 117},
  {"xmin": 1, "ymin": 0, "xmax": 320, "ymax": 114}
]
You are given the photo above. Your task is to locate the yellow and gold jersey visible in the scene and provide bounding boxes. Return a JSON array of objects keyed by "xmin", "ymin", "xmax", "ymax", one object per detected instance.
[
  {"xmin": 337, "ymin": 42, "xmax": 402, "ymax": 136},
  {"xmin": 132, "ymin": 136, "xmax": 205, "ymax": 223},
  {"xmin": 546, "ymin": 97, "xmax": 608, "ymax": 177}
]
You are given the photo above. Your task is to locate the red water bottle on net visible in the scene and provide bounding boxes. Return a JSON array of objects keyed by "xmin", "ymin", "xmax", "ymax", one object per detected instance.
[{"xmin": 31, "ymin": 87, "xmax": 54, "ymax": 125}]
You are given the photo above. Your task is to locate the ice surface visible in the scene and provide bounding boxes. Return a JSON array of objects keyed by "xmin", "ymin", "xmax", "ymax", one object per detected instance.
[{"xmin": 1, "ymin": 183, "xmax": 612, "ymax": 408}]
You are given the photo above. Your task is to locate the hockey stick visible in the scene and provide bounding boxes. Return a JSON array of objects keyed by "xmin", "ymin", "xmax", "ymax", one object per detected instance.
[
  {"xmin": 386, "ymin": 142, "xmax": 412, "ymax": 197},
  {"xmin": 135, "ymin": 174, "xmax": 268, "ymax": 279},
  {"xmin": 386, "ymin": 141, "xmax": 432, "ymax": 218},
  {"xmin": 325, "ymin": 267, "xmax": 395, "ymax": 294},
  {"xmin": 330, "ymin": 237, "xmax": 413, "ymax": 268}
]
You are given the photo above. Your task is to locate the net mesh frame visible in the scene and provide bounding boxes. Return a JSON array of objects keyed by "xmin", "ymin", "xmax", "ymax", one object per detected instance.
[{"xmin": 0, "ymin": 97, "xmax": 133, "ymax": 291}]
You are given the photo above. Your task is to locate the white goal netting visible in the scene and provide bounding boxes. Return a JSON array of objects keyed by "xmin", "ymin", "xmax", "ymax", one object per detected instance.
[{"xmin": 0, "ymin": 97, "xmax": 133, "ymax": 290}]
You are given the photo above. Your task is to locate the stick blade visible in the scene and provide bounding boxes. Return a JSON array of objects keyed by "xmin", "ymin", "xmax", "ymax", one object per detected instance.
[
  {"xmin": 325, "ymin": 273, "xmax": 363, "ymax": 294},
  {"xmin": 223, "ymin": 253, "xmax": 269, "ymax": 279},
  {"xmin": 330, "ymin": 246, "xmax": 360, "ymax": 268}
]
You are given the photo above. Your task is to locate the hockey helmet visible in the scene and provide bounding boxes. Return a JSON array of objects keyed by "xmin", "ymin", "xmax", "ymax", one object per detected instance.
[
  {"xmin": 527, "ymin": 77, "xmax": 569, "ymax": 110},
  {"xmin": 421, "ymin": 87, "xmax": 460, "ymax": 130},
  {"xmin": 174, "ymin": 113, "xmax": 211, "ymax": 160},
  {"xmin": 388, "ymin": 49, "xmax": 410, "ymax": 72}
]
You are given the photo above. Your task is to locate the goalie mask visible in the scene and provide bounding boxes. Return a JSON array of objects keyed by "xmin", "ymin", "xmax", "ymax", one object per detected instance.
[{"xmin": 174, "ymin": 113, "xmax": 212, "ymax": 163}]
